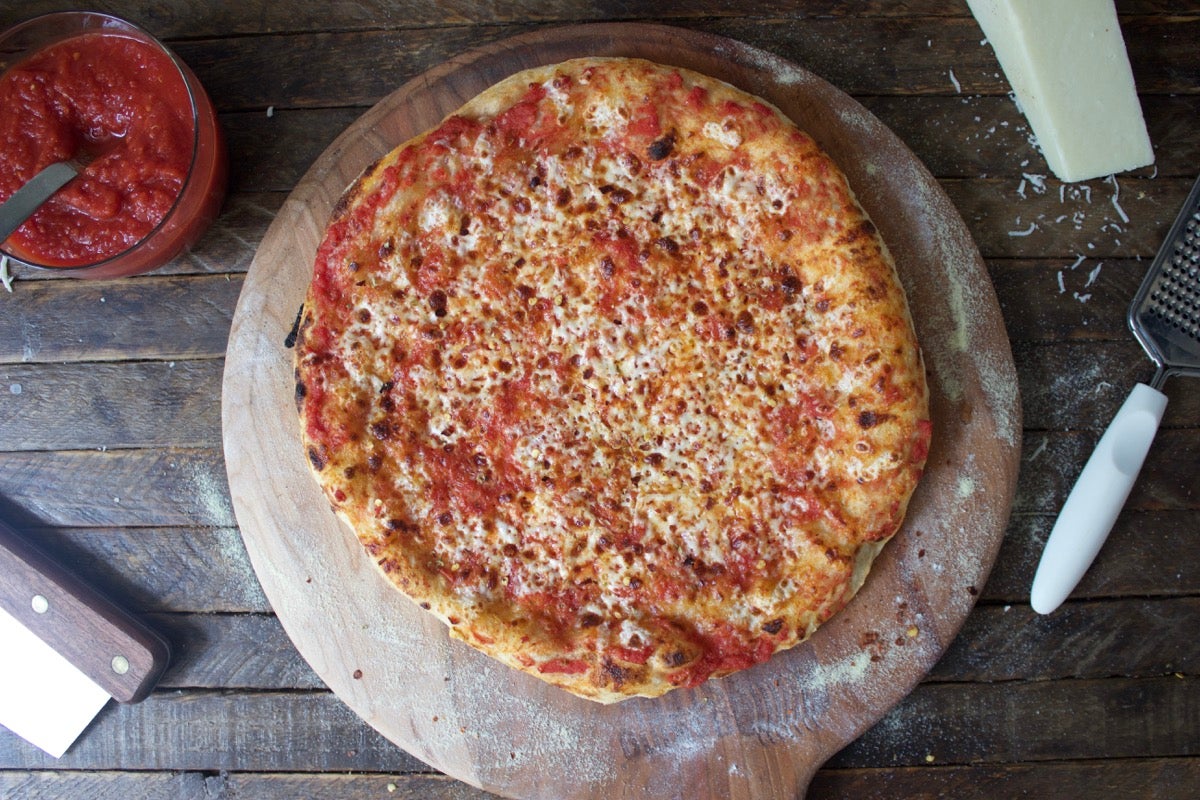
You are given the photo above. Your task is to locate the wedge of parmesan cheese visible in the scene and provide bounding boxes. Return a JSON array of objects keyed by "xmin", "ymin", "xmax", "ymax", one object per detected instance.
[{"xmin": 966, "ymin": 0, "xmax": 1154, "ymax": 182}]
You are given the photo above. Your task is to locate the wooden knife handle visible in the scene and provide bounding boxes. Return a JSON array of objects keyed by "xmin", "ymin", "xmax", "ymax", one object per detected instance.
[{"xmin": 0, "ymin": 519, "xmax": 170, "ymax": 703}]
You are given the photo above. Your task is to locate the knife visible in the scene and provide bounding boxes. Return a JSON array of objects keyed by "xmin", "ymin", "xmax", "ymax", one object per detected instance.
[
  {"xmin": 0, "ymin": 162, "xmax": 79, "ymax": 245},
  {"xmin": 0, "ymin": 518, "xmax": 170, "ymax": 757}
]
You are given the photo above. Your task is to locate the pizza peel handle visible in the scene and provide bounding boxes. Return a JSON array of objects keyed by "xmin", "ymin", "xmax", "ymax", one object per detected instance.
[{"xmin": 0, "ymin": 518, "xmax": 171, "ymax": 703}]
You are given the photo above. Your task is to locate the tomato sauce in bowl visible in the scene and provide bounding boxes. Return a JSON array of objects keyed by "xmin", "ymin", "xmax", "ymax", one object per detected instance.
[{"xmin": 0, "ymin": 13, "xmax": 226, "ymax": 278}]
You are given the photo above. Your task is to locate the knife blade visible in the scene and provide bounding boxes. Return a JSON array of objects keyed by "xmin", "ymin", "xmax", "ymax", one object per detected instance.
[
  {"xmin": 0, "ymin": 161, "xmax": 79, "ymax": 245},
  {"xmin": 0, "ymin": 518, "xmax": 170, "ymax": 757}
]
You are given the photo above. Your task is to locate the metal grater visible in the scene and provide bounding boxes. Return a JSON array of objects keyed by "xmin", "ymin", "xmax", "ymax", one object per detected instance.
[
  {"xmin": 1129, "ymin": 173, "xmax": 1200, "ymax": 388},
  {"xmin": 1031, "ymin": 173, "xmax": 1200, "ymax": 615}
]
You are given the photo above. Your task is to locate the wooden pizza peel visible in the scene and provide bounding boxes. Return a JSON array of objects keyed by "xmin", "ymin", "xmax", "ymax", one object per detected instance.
[{"xmin": 222, "ymin": 23, "xmax": 1021, "ymax": 799}]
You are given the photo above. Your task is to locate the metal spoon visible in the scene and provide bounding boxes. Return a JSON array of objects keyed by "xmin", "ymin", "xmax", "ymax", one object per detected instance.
[{"xmin": 0, "ymin": 162, "xmax": 80, "ymax": 244}]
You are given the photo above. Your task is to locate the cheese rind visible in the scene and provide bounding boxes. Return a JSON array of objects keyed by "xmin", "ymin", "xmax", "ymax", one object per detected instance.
[{"xmin": 967, "ymin": 0, "xmax": 1154, "ymax": 182}]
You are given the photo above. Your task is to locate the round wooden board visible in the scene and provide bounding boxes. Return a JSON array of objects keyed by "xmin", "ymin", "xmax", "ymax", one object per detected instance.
[{"xmin": 222, "ymin": 23, "xmax": 1021, "ymax": 800}]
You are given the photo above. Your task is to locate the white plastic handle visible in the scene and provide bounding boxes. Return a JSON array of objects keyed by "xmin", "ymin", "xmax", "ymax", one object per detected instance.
[{"xmin": 1030, "ymin": 382, "xmax": 1168, "ymax": 615}]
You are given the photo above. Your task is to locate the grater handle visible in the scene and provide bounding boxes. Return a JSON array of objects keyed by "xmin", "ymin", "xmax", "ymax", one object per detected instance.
[{"xmin": 1031, "ymin": 383, "xmax": 1168, "ymax": 614}]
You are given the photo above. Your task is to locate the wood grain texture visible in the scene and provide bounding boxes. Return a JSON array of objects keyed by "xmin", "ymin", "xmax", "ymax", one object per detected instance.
[
  {"xmin": 3, "ymin": 676, "xmax": 1196, "ymax": 771},
  {"xmin": 153, "ymin": 15, "xmax": 1199, "ymax": 114},
  {"xmin": 0, "ymin": 450, "xmax": 233, "ymax": 528},
  {"xmin": 1, "ymin": 1, "xmax": 1190, "ymax": 41},
  {"xmin": 987, "ymin": 511, "xmax": 1200, "ymax": 600},
  {"xmin": 4, "ymin": 759, "xmax": 1199, "ymax": 800},
  {"xmin": 222, "ymin": 22, "xmax": 1019, "ymax": 800},
  {"xmin": 3, "ymin": 527, "xmax": 268, "ymax": 613},
  {"xmin": 0, "ymin": 276, "xmax": 241, "ymax": 364}
]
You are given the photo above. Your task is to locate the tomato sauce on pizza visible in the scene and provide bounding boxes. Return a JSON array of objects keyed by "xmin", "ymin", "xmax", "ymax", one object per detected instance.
[{"xmin": 295, "ymin": 58, "xmax": 930, "ymax": 702}]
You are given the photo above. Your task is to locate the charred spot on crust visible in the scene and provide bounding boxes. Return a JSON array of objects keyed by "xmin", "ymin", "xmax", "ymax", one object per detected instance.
[
  {"xmin": 307, "ymin": 446, "xmax": 326, "ymax": 471},
  {"xmin": 284, "ymin": 305, "xmax": 305, "ymax": 348},
  {"xmin": 763, "ymin": 618, "xmax": 784, "ymax": 635},
  {"xmin": 603, "ymin": 658, "xmax": 630, "ymax": 686},
  {"xmin": 648, "ymin": 132, "xmax": 675, "ymax": 160},
  {"xmin": 331, "ymin": 171, "xmax": 371, "ymax": 224},
  {"xmin": 384, "ymin": 518, "xmax": 416, "ymax": 534}
]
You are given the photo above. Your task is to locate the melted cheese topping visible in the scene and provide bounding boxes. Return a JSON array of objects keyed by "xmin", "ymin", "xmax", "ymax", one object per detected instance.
[{"xmin": 297, "ymin": 59, "xmax": 929, "ymax": 702}]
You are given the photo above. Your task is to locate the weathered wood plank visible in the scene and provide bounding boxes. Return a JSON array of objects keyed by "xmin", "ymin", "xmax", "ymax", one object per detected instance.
[
  {"xmin": 0, "ymin": 450, "xmax": 233, "ymax": 528},
  {"xmin": 930, "ymin": 598, "xmax": 1200, "ymax": 682},
  {"xmin": 0, "ymin": 770, "xmax": 499, "ymax": 800},
  {"xmin": 990, "ymin": 258, "xmax": 1149, "ymax": 344},
  {"xmin": 161, "ymin": 17, "xmax": 1199, "ymax": 115},
  {"xmin": 0, "ymin": 691, "xmax": 423, "ymax": 772},
  {"xmin": 810, "ymin": 758, "xmax": 1200, "ymax": 800},
  {"xmin": 1014, "ymin": 341, "xmax": 1200, "ymax": 431},
  {"xmin": 3, "ymin": 1, "xmax": 1191, "ymax": 41},
  {"xmin": 862, "ymin": 94, "xmax": 1199, "ymax": 180},
  {"xmin": 983, "ymin": 511, "xmax": 1200, "ymax": 602},
  {"xmin": 0, "ymin": 770, "xmax": 215, "ymax": 800},
  {"xmin": 0, "ymin": 361, "xmax": 222, "ymax": 451},
  {"xmin": 0, "ymin": 677, "xmax": 1195, "ymax": 771},
  {"xmin": 829, "ymin": 675, "xmax": 1200, "ymax": 768},
  {"xmin": 945, "ymin": 176, "xmax": 1193, "ymax": 260},
  {"xmin": 4, "ymin": 759, "xmax": 1197, "ymax": 800},
  {"xmin": 704, "ymin": 15, "xmax": 1200, "ymax": 97},
  {"xmin": 988, "ymin": 431, "xmax": 1200, "ymax": 516},
  {"xmin": 3, "ymin": 526, "xmax": 268, "ymax": 613},
  {"xmin": 6, "ymin": 759, "xmax": 1197, "ymax": 800},
  {"xmin": 1012, "ymin": 428, "xmax": 1200, "ymax": 513},
  {"xmin": 154, "ymin": 613, "xmax": 321, "ymax": 690},
  {"xmin": 0, "ymin": 0, "xmax": 985, "ymax": 41},
  {"xmin": 0, "ymin": 276, "xmax": 241, "ymax": 364}
]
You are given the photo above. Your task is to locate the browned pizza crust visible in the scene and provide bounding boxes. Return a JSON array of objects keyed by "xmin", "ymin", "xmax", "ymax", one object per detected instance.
[{"xmin": 294, "ymin": 58, "xmax": 930, "ymax": 702}]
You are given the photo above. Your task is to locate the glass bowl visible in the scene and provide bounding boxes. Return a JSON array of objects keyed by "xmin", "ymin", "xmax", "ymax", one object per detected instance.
[{"xmin": 0, "ymin": 12, "xmax": 227, "ymax": 279}]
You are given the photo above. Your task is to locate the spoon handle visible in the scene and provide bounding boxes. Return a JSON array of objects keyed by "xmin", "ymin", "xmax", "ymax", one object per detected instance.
[{"xmin": 0, "ymin": 162, "xmax": 79, "ymax": 244}]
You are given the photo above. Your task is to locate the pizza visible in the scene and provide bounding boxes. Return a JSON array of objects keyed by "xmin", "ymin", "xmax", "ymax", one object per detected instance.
[{"xmin": 293, "ymin": 57, "xmax": 930, "ymax": 703}]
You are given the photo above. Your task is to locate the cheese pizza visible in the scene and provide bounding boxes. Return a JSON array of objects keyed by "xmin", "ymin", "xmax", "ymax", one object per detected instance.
[{"xmin": 293, "ymin": 58, "xmax": 930, "ymax": 702}]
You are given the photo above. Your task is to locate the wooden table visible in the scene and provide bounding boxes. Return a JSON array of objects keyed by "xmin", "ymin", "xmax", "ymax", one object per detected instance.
[{"xmin": 1, "ymin": 2, "xmax": 1197, "ymax": 797}]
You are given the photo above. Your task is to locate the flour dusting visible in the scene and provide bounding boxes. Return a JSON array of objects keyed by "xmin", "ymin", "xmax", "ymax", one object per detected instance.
[
  {"xmin": 712, "ymin": 39, "xmax": 816, "ymax": 88},
  {"xmin": 182, "ymin": 455, "xmax": 234, "ymax": 526}
]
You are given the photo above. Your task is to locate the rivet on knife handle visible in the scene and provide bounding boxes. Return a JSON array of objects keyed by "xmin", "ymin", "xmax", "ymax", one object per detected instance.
[{"xmin": 0, "ymin": 519, "xmax": 170, "ymax": 703}]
